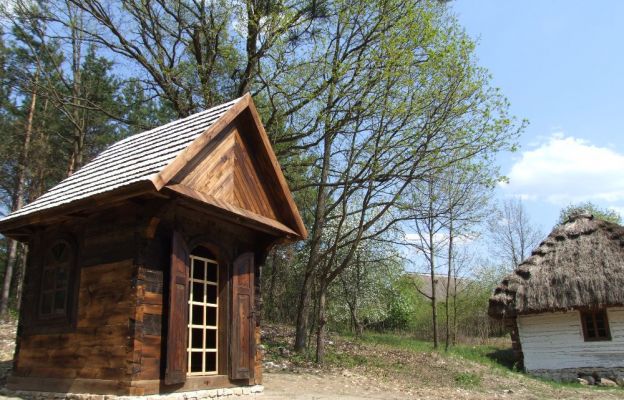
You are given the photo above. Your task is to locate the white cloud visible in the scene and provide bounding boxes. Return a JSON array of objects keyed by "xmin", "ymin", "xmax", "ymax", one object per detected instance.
[{"xmin": 501, "ymin": 133, "xmax": 624, "ymax": 205}]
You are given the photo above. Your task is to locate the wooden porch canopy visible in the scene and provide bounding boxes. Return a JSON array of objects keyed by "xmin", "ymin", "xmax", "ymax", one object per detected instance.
[{"xmin": 0, "ymin": 94, "xmax": 307, "ymax": 241}]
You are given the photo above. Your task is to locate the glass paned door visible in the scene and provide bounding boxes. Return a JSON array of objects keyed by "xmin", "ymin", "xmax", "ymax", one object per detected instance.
[{"xmin": 187, "ymin": 255, "xmax": 219, "ymax": 375}]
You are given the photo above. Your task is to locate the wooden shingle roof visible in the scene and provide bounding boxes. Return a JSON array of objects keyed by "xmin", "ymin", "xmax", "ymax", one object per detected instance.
[
  {"xmin": 7, "ymin": 99, "xmax": 239, "ymax": 221},
  {"xmin": 0, "ymin": 94, "xmax": 307, "ymax": 240}
]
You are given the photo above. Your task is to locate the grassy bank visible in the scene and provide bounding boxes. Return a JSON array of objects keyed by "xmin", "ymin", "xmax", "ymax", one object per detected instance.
[{"xmin": 262, "ymin": 326, "xmax": 623, "ymax": 398}]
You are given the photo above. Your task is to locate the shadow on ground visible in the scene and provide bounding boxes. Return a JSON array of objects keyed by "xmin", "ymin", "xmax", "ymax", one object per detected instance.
[
  {"xmin": 0, "ymin": 360, "xmax": 12, "ymax": 388},
  {"xmin": 485, "ymin": 348, "xmax": 517, "ymax": 370}
]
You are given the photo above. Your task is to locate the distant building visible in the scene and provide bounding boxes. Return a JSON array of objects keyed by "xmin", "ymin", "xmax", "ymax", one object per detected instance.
[
  {"xmin": 409, "ymin": 273, "xmax": 471, "ymax": 301},
  {"xmin": 489, "ymin": 213, "xmax": 624, "ymax": 381}
]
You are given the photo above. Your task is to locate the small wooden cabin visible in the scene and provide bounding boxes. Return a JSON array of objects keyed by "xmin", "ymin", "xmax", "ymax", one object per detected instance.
[
  {"xmin": 0, "ymin": 94, "xmax": 307, "ymax": 395},
  {"xmin": 489, "ymin": 213, "xmax": 624, "ymax": 382}
]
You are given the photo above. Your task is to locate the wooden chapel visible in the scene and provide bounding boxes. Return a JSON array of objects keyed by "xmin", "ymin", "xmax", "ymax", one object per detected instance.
[{"xmin": 0, "ymin": 94, "xmax": 307, "ymax": 395}]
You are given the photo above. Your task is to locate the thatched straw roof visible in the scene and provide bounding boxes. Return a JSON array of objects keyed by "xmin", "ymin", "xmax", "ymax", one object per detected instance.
[{"xmin": 488, "ymin": 212, "xmax": 624, "ymax": 319}]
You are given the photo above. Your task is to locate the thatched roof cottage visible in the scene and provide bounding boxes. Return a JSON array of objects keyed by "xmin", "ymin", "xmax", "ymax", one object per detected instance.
[{"xmin": 489, "ymin": 213, "xmax": 624, "ymax": 381}]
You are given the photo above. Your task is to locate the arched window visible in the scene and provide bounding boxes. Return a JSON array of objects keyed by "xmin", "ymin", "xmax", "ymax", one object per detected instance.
[
  {"xmin": 39, "ymin": 239, "xmax": 73, "ymax": 318},
  {"xmin": 187, "ymin": 247, "xmax": 219, "ymax": 376}
]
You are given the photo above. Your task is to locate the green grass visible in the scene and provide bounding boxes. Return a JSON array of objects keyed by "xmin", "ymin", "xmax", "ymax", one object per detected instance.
[
  {"xmin": 343, "ymin": 331, "xmax": 623, "ymax": 392},
  {"xmin": 450, "ymin": 343, "xmax": 518, "ymax": 371},
  {"xmin": 357, "ymin": 332, "xmax": 433, "ymax": 352},
  {"xmin": 351, "ymin": 331, "xmax": 522, "ymax": 375},
  {"xmin": 454, "ymin": 372, "xmax": 482, "ymax": 387}
]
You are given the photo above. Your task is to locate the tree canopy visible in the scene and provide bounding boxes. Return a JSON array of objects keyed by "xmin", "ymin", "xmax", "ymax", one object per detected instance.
[{"xmin": 0, "ymin": 0, "xmax": 523, "ymax": 357}]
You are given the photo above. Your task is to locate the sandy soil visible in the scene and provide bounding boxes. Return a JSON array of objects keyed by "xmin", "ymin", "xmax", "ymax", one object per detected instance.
[{"xmin": 258, "ymin": 369, "xmax": 624, "ymax": 400}]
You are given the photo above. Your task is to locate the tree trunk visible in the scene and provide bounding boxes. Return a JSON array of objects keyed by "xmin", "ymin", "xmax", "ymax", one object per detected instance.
[
  {"xmin": 315, "ymin": 282, "xmax": 327, "ymax": 363},
  {"xmin": 294, "ymin": 269, "xmax": 313, "ymax": 351},
  {"xmin": 67, "ymin": 6, "xmax": 85, "ymax": 176},
  {"xmin": 345, "ymin": 296, "xmax": 363, "ymax": 337},
  {"xmin": 354, "ymin": 316, "xmax": 363, "ymax": 337},
  {"xmin": 429, "ymin": 200, "xmax": 438, "ymax": 349},
  {"xmin": 0, "ymin": 240, "xmax": 19, "ymax": 318},
  {"xmin": 354, "ymin": 255, "xmax": 363, "ymax": 337},
  {"xmin": 13, "ymin": 244, "xmax": 28, "ymax": 311},
  {"xmin": 430, "ymin": 262, "xmax": 438, "ymax": 349},
  {"xmin": 238, "ymin": 0, "xmax": 259, "ymax": 96},
  {"xmin": 445, "ymin": 217, "xmax": 453, "ymax": 351},
  {"xmin": 34, "ymin": 97, "xmax": 50, "ymax": 197},
  {"xmin": 293, "ymin": 30, "xmax": 339, "ymax": 352},
  {"xmin": 452, "ymin": 275, "xmax": 458, "ymax": 346},
  {"xmin": 0, "ymin": 77, "xmax": 38, "ymax": 318},
  {"xmin": 293, "ymin": 129, "xmax": 333, "ymax": 352}
]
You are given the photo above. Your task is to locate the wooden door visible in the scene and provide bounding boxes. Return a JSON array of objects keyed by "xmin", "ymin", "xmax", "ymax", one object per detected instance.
[
  {"xmin": 165, "ymin": 231, "xmax": 189, "ymax": 385},
  {"xmin": 230, "ymin": 252, "xmax": 254, "ymax": 380}
]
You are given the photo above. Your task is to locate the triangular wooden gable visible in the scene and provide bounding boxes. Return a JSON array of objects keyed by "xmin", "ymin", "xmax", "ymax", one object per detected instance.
[
  {"xmin": 154, "ymin": 94, "xmax": 307, "ymax": 239},
  {"xmin": 0, "ymin": 94, "xmax": 306, "ymax": 240}
]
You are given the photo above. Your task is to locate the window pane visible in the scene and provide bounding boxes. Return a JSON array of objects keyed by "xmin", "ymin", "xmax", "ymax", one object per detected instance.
[
  {"xmin": 187, "ymin": 255, "xmax": 220, "ymax": 376},
  {"xmin": 205, "ymin": 352, "xmax": 217, "ymax": 373},
  {"xmin": 55, "ymin": 268, "xmax": 68, "ymax": 288},
  {"xmin": 192, "ymin": 261, "xmax": 205, "ymax": 281},
  {"xmin": 206, "ymin": 329, "xmax": 217, "ymax": 349},
  {"xmin": 41, "ymin": 293, "xmax": 53, "ymax": 315},
  {"xmin": 42, "ymin": 269, "xmax": 55, "ymax": 290},
  {"xmin": 50, "ymin": 242, "xmax": 69, "ymax": 263},
  {"xmin": 206, "ymin": 307, "xmax": 217, "ymax": 326},
  {"xmin": 191, "ymin": 328, "xmax": 203, "ymax": 349},
  {"xmin": 54, "ymin": 290, "xmax": 66, "ymax": 313},
  {"xmin": 595, "ymin": 314, "xmax": 605, "ymax": 329},
  {"xmin": 206, "ymin": 264, "xmax": 217, "ymax": 283},
  {"xmin": 206, "ymin": 285, "xmax": 217, "ymax": 304},
  {"xmin": 190, "ymin": 352, "xmax": 203, "ymax": 373},
  {"xmin": 598, "ymin": 328, "xmax": 607, "ymax": 337},
  {"xmin": 192, "ymin": 282, "xmax": 204, "ymax": 302},
  {"xmin": 192, "ymin": 305, "xmax": 204, "ymax": 326},
  {"xmin": 586, "ymin": 323, "xmax": 596, "ymax": 337}
]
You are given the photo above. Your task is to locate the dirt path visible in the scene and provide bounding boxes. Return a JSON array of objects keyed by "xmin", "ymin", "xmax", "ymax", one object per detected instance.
[
  {"xmin": 0, "ymin": 321, "xmax": 622, "ymax": 399},
  {"xmin": 259, "ymin": 370, "xmax": 624, "ymax": 400}
]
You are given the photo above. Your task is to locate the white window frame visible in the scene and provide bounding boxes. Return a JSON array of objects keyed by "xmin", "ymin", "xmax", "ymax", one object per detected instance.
[{"xmin": 187, "ymin": 254, "xmax": 219, "ymax": 376}]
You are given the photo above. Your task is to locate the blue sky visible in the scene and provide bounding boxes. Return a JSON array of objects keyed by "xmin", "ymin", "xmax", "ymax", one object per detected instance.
[{"xmin": 451, "ymin": 1, "xmax": 624, "ymax": 233}]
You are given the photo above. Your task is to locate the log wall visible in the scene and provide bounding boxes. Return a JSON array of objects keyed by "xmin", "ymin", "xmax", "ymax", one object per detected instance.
[
  {"xmin": 12, "ymin": 206, "xmax": 146, "ymax": 393},
  {"xmin": 518, "ymin": 308, "xmax": 624, "ymax": 372},
  {"xmin": 16, "ymin": 260, "xmax": 135, "ymax": 381},
  {"xmin": 11, "ymin": 200, "xmax": 271, "ymax": 395}
]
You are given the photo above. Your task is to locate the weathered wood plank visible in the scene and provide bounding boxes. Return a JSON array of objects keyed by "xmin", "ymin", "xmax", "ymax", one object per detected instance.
[
  {"xmin": 241, "ymin": 102, "xmax": 308, "ymax": 238},
  {"xmin": 518, "ymin": 307, "xmax": 624, "ymax": 371},
  {"xmin": 14, "ymin": 257, "xmax": 136, "ymax": 381},
  {"xmin": 165, "ymin": 184, "xmax": 298, "ymax": 237},
  {"xmin": 7, "ymin": 376, "xmax": 131, "ymax": 395}
]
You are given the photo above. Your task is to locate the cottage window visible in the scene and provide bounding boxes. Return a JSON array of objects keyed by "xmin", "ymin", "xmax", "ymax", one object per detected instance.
[
  {"xmin": 187, "ymin": 252, "xmax": 219, "ymax": 375},
  {"xmin": 39, "ymin": 240, "xmax": 73, "ymax": 318},
  {"xmin": 580, "ymin": 309, "xmax": 611, "ymax": 341}
]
